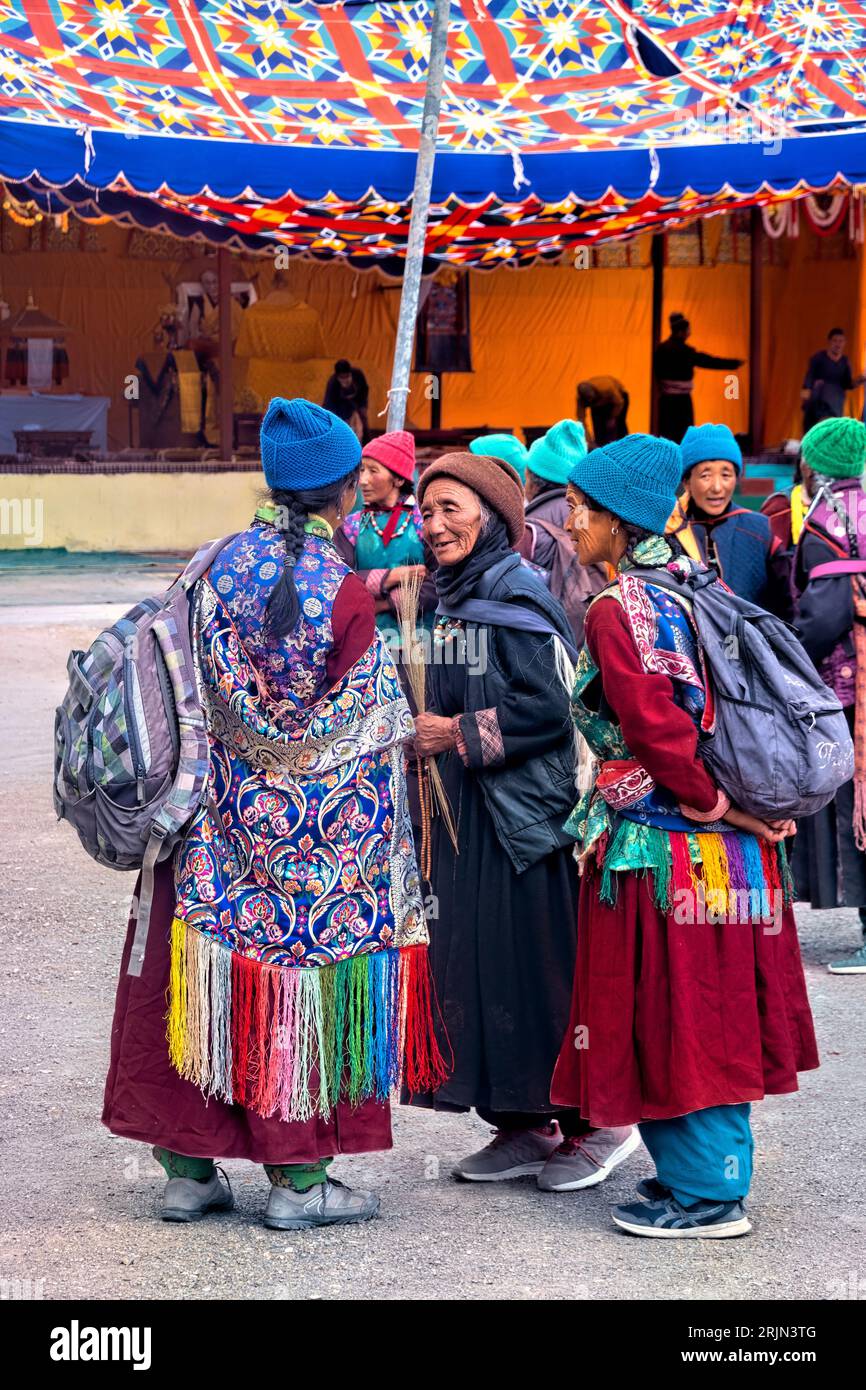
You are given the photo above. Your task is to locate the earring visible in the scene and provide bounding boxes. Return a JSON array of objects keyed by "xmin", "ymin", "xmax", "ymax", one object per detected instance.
[{"xmin": 611, "ymin": 525, "xmax": 619, "ymax": 535}]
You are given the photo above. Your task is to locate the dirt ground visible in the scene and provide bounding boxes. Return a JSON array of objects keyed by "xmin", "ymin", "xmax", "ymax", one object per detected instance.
[{"xmin": 1, "ymin": 555, "xmax": 864, "ymax": 1301}]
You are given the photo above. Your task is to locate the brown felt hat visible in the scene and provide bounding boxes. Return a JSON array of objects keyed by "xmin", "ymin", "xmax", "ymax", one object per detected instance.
[{"xmin": 417, "ymin": 451, "xmax": 525, "ymax": 546}]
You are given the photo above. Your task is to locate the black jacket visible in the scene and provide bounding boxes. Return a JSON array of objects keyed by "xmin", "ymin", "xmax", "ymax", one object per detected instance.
[{"xmin": 435, "ymin": 554, "xmax": 577, "ymax": 873}]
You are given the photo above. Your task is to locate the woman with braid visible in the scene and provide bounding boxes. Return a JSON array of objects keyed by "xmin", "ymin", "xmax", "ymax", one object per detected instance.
[
  {"xmin": 550, "ymin": 433, "xmax": 817, "ymax": 1238},
  {"xmin": 103, "ymin": 397, "xmax": 444, "ymax": 1229}
]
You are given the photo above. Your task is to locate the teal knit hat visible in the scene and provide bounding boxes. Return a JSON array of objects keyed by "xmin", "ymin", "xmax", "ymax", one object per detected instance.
[
  {"xmin": 527, "ymin": 419, "xmax": 588, "ymax": 486},
  {"xmin": 568, "ymin": 433, "xmax": 683, "ymax": 535},
  {"xmin": 801, "ymin": 416, "xmax": 866, "ymax": 479},
  {"xmin": 681, "ymin": 423, "xmax": 742, "ymax": 476},
  {"xmin": 261, "ymin": 397, "xmax": 361, "ymax": 492},
  {"xmin": 469, "ymin": 432, "xmax": 528, "ymax": 481}
]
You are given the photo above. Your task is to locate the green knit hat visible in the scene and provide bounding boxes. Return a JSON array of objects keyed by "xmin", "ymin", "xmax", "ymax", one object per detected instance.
[
  {"xmin": 801, "ymin": 416, "xmax": 866, "ymax": 478},
  {"xmin": 527, "ymin": 418, "xmax": 587, "ymax": 486},
  {"xmin": 469, "ymin": 433, "xmax": 528, "ymax": 481}
]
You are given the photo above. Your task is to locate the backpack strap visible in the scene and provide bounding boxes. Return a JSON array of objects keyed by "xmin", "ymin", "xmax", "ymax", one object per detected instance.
[
  {"xmin": 170, "ymin": 532, "xmax": 240, "ymax": 596},
  {"xmin": 127, "ymin": 828, "xmax": 167, "ymax": 977},
  {"xmin": 127, "ymin": 533, "xmax": 237, "ymax": 979},
  {"xmin": 809, "ymin": 558, "xmax": 866, "ymax": 580}
]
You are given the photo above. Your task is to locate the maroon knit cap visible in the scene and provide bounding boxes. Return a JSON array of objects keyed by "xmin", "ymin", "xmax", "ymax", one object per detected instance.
[{"xmin": 417, "ymin": 451, "xmax": 525, "ymax": 545}]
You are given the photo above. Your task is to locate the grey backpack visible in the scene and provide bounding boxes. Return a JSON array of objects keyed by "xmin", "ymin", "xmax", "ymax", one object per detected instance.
[
  {"xmin": 53, "ymin": 534, "xmax": 235, "ymax": 975},
  {"xmin": 630, "ymin": 562, "xmax": 854, "ymax": 820}
]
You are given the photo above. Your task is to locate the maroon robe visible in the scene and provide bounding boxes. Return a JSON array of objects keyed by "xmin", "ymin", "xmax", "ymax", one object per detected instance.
[
  {"xmin": 550, "ymin": 599, "xmax": 819, "ymax": 1128},
  {"xmin": 102, "ymin": 570, "xmax": 394, "ymax": 1163}
]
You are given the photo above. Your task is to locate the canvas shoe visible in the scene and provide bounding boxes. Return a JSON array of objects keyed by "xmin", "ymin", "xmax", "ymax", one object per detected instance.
[
  {"xmin": 537, "ymin": 1126, "xmax": 641, "ymax": 1191},
  {"xmin": 828, "ymin": 942, "xmax": 866, "ymax": 974},
  {"xmin": 453, "ymin": 1124, "xmax": 561, "ymax": 1181},
  {"xmin": 161, "ymin": 1169, "xmax": 234, "ymax": 1223},
  {"xmin": 263, "ymin": 1178, "xmax": 380, "ymax": 1230},
  {"xmin": 612, "ymin": 1195, "xmax": 752, "ymax": 1239}
]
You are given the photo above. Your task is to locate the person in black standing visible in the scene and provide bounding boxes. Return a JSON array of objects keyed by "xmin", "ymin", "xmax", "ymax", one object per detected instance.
[
  {"xmin": 654, "ymin": 312, "xmax": 744, "ymax": 443},
  {"xmin": 801, "ymin": 328, "xmax": 863, "ymax": 432},
  {"xmin": 323, "ymin": 358, "xmax": 369, "ymax": 440}
]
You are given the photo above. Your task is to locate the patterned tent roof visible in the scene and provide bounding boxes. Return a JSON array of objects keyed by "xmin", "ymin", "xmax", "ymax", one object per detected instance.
[{"xmin": 2, "ymin": 1, "xmax": 866, "ymax": 265}]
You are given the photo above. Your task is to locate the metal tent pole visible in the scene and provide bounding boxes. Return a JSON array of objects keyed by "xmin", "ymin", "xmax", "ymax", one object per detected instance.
[{"xmin": 386, "ymin": 0, "xmax": 450, "ymax": 433}]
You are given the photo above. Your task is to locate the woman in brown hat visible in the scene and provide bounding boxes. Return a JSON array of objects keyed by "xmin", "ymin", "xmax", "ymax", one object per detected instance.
[{"xmin": 409, "ymin": 453, "xmax": 639, "ymax": 1192}]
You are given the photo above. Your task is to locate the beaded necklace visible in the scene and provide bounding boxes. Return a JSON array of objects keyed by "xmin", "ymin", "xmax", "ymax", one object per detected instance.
[{"xmin": 361, "ymin": 495, "xmax": 416, "ymax": 545}]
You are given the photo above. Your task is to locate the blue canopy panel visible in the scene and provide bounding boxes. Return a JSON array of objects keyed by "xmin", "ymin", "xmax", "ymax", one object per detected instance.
[{"xmin": 4, "ymin": 121, "xmax": 866, "ymax": 268}]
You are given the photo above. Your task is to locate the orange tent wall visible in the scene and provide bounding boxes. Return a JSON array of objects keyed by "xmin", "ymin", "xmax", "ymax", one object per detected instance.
[{"xmin": 1, "ymin": 217, "xmax": 862, "ymax": 449}]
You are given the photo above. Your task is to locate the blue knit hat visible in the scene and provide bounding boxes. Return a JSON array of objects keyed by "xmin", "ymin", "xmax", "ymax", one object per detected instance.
[
  {"xmin": 568, "ymin": 433, "xmax": 683, "ymax": 535},
  {"xmin": 527, "ymin": 419, "xmax": 587, "ymax": 486},
  {"xmin": 260, "ymin": 397, "xmax": 361, "ymax": 492},
  {"xmin": 681, "ymin": 423, "xmax": 742, "ymax": 476},
  {"xmin": 469, "ymin": 432, "xmax": 528, "ymax": 481}
]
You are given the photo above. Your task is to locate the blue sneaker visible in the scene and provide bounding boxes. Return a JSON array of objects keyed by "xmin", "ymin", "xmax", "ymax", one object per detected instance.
[{"xmin": 612, "ymin": 1195, "xmax": 751, "ymax": 1239}]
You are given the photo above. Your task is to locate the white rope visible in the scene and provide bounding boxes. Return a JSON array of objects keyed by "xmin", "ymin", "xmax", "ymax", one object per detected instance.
[{"xmin": 378, "ymin": 385, "xmax": 411, "ymax": 418}]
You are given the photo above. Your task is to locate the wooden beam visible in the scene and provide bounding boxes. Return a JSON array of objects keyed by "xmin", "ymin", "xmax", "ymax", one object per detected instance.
[
  {"xmin": 650, "ymin": 232, "xmax": 665, "ymax": 434},
  {"xmin": 749, "ymin": 205, "xmax": 765, "ymax": 454},
  {"xmin": 218, "ymin": 247, "xmax": 233, "ymax": 459}
]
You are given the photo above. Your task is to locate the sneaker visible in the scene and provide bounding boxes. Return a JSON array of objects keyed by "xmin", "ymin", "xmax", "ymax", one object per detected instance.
[
  {"xmin": 636, "ymin": 1176, "xmax": 671, "ymax": 1201},
  {"xmin": 263, "ymin": 1178, "xmax": 379, "ymax": 1231},
  {"xmin": 538, "ymin": 1126, "xmax": 641, "ymax": 1192},
  {"xmin": 612, "ymin": 1195, "xmax": 752, "ymax": 1239},
  {"xmin": 161, "ymin": 1168, "xmax": 234, "ymax": 1223},
  {"xmin": 453, "ymin": 1125, "xmax": 561, "ymax": 1182},
  {"xmin": 828, "ymin": 942, "xmax": 866, "ymax": 974}
]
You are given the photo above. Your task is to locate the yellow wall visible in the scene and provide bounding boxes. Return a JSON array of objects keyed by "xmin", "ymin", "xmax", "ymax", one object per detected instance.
[
  {"xmin": 0, "ymin": 472, "xmax": 261, "ymax": 552},
  {"xmin": 1, "ymin": 213, "xmax": 862, "ymax": 456}
]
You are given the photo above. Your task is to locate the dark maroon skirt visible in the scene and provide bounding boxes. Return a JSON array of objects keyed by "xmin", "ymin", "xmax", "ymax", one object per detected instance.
[
  {"xmin": 102, "ymin": 862, "xmax": 393, "ymax": 1164},
  {"xmin": 550, "ymin": 865, "xmax": 820, "ymax": 1129}
]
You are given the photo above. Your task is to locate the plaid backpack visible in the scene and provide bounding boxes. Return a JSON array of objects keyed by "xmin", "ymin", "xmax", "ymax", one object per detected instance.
[{"xmin": 53, "ymin": 534, "xmax": 235, "ymax": 975}]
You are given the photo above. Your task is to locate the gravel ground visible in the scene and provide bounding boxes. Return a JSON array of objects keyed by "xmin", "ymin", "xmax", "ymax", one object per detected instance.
[{"xmin": 1, "ymin": 558, "xmax": 864, "ymax": 1302}]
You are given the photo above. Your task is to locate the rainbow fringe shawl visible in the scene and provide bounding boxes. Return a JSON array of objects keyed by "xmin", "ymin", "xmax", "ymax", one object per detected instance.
[
  {"xmin": 167, "ymin": 919, "xmax": 449, "ymax": 1122},
  {"xmin": 599, "ymin": 821, "xmax": 794, "ymax": 919}
]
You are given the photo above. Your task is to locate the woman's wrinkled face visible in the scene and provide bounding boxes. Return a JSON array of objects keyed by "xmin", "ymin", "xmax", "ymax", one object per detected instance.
[
  {"xmin": 421, "ymin": 478, "xmax": 484, "ymax": 565},
  {"xmin": 565, "ymin": 484, "xmax": 619, "ymax": 565},
  {"xmin": 360, "ymin": 457, "xmax": 400, "ymax": 508},
  {"xmin": 686, "ymin": 459, "xmax": 738, "ymax": 516}
]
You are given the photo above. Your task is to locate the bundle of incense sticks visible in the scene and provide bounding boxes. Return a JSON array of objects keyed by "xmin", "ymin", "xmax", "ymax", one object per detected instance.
[{"xmin": 395, "ymin": 568, "xmax": 459, "ymax": 878}]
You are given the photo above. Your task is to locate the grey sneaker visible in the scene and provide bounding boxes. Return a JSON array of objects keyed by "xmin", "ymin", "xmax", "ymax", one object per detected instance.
[
  {"xmin": 612, "ymin": 1195, "xmax": 751, "ymax": 1239},
  {"xmin": 263, "ymin": 1178, "xmax": 380, "ymax": 1231},
  {"xmin": 538, "ymin": 1126, "xmax": 641, "ymax": 1191},
  {"xmin": 453, "ymin": 1125, "xmax": 561, "ymax": 1182},
  {"xmin": 828, "ymin": 942, "xmax": 866, "ymax": 974},
  {"xmin": 161, "ymin": 1169, "xmax": 234, "ymax": 1223}
]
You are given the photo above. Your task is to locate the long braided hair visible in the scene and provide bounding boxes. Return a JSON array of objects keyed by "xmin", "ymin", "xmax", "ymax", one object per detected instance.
[{"xmin": 265, "ymin": 468, "xmax": 360, "ymax": 638}]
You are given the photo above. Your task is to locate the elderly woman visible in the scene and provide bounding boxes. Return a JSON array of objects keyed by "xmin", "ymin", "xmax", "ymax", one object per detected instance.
[
  {"xmin": 335, "ymin": 429, "xmax": 436, "ymax": 648},
  {"xmin": 103, "ymin": 398, "xmax": 442, "ymax": 1230},
  {"xmin": 550, "ymin": 433, "xmax": 818, "ymax": 1237},
  {"xmin": 667, "ymin": 423, "xmax": 790, "ymax": 615},
  {"xmin": 411, "ymin": 451, "xmax": 639, "ymax": 1191}
]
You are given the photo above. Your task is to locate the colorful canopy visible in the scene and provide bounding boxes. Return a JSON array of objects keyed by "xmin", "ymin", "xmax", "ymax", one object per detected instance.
[{"xmin": 3, "ymin": 1, "xmax": 866, "ymax": 266}]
